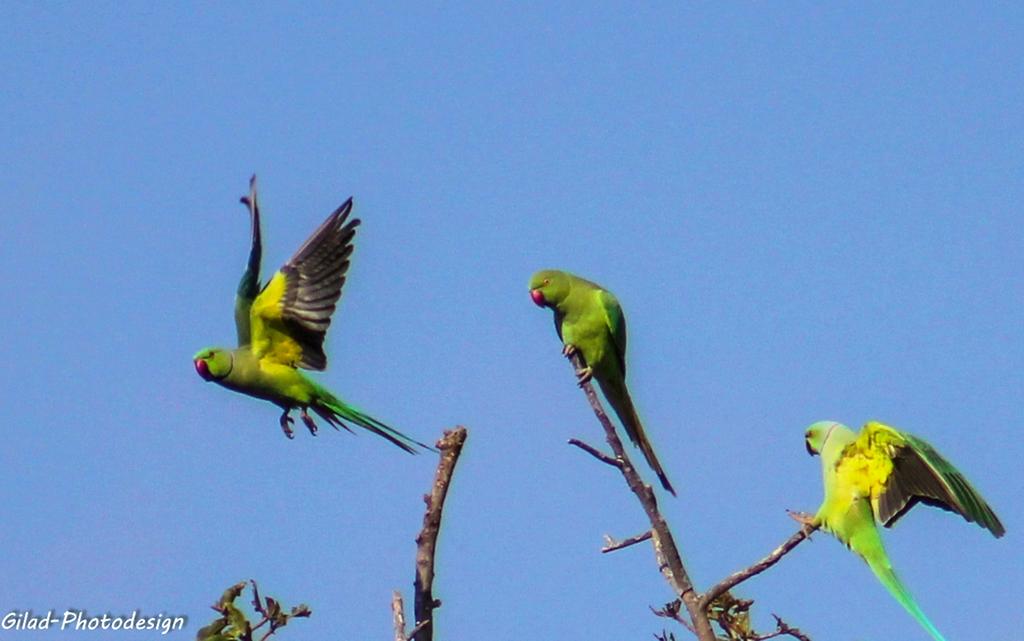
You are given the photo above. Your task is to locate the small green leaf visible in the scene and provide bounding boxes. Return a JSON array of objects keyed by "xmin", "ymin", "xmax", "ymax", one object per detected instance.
[
  {"xmin": 195, "ymin": 619, "xmax": 227, "ymax": 641},
  {"xmin": 225, "ymin": 603, "xmax": 251, "ymax": 636},
  {"xmin": 219, "ymin": 581, "xmax": 247, "ymax": 608}
]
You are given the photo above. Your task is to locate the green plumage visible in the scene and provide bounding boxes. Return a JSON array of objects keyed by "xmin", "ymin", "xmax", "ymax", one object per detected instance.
[
  {"xmin": 193, "ymin": 176, "xmax": 429, "ymax": 452},
  {"xmin": 804, "ymin": 420, "xmax": 1004, "ymax": 641},
  {"xmin": 529, "ymin": 269, "xmax": 675, "ymax": 495},
  {"xmin": 887, "ymin": 430, "xmax": 1004, "ymax": 535}
]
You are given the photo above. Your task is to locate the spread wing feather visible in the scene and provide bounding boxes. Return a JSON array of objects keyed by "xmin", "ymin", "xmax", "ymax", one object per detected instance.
[
  {"xmin": 863, "ymin": 422, "xmax": 1005, "ymax": 537},
  {"xmin": 234, "ymin": 175, "xmax": 263, "ymax": 346},
  {"xmin": 250, "ymin": 198, "xmax": 359, "ymax": 370}
]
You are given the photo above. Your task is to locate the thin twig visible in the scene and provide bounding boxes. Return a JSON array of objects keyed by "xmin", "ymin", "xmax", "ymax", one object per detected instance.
[
  {"xmin": 411, "ymin": 426, "xmax": 468, "ymax": 641},
  {"xmin": 699, "ymin": 523, "xmax": 818, "ymax": 611},
  {"xmin": 753, "ymin": 614, "xmax": 813, "ymax": 641},
  {"xmin": 392, "ymin": 591, "xmax": 407, "ymax": 641},
  {"xmin": 566, "ymin": 352, "xmax": 715, "ymax": 641},
  {"xmin": 568, "ymin": 438, "xmax": 622, "ymax": 467},
  {"xmin": 601, "ymin": 530, "xmax": 653, "ymax": 553},
  {"xmin": 407, "ymin": 620, "xmax": 430, "ymax": 639}
]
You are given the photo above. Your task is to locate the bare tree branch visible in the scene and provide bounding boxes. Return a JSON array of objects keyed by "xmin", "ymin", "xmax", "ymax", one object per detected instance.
[
  {"xmin": 407, "ymin": 620, "xmax": 430, "ymax": 640},
  {"xmin": 409, "ymin": 426, "xmax": 467, "ymax": 641},
  {"xmin": 699, "ymin": 523, "xmax": 818, "ymax": 611},
  {"xmin": 601, "ymin": 530, "xmax": 653, "ymax": 553},
  {"xmin": 758, "ymin": 614, "xmax": 813, "ymax": 641},
  {"xmin": 392, "ymin": 592, "xmax": 429, "ymax": 641},
  {"xmin": 392, "ymin": 591, "xmax": 407, "ymax": 641},
  {"xmin": 565, "ymin": 352, "xmax": 716, "ymax": 641},
  {"xmin": 568, "ymin": 438, "xmax": 622, "ymax": 467}
]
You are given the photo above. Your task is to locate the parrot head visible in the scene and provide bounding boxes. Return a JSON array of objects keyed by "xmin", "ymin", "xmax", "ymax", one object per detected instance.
[
  {"xmin": 193, "ymin": 347, "xmax": 233, "ymax": 381},
  {"xmin": 529, "ymin": 269, "xmax": 571, "ymax": 308},
  {"xmin": 804, "ymin": 421, "xmax": 842, "ymax": 456}
]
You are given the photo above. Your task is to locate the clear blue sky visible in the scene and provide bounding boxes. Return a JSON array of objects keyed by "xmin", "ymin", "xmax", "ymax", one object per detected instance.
[{"xmin": 1, "ymin": 4, "xmax": 1020, "ymax": 640}]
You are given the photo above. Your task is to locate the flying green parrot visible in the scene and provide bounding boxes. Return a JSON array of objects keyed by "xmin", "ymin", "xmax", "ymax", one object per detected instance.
[
  {"xmin": 529, "ymin": 269, "xmax": 676, "ymax": 495},
  {"xmin": 193, "ymin": 176, "xmax": 429, "ymax": 452},
  {"xmin": 804, "ymin": 420, "xmax": 1004, "ymax": 641}
]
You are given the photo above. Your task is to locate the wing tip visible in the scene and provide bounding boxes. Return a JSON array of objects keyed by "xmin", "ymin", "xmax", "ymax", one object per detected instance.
[
  {"xmin": 983, "ymin": 513, "xmax": 1006, "ymax": 538},
  {"xmin": 240, "ymin": 174, "xmax": 258, "ymax": 206},
  {"xmin": 331, "ymin": 197, "xmax": 355, "ymax": 223}
]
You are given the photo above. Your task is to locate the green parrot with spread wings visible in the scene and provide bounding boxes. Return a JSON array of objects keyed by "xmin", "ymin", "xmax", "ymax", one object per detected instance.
[
  {"xmin": 529, "ymin": 269, "xmax": 675, "ymax": 495},
  {"xmin": 193, "ymin": 177, "xmax": 429, "ymax": 452},
  {"xmin": 804, "ymin": 420, "xmax": 1004, "ymax": 641}
]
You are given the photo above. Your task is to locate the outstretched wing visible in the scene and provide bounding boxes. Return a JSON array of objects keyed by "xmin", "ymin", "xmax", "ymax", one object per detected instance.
[
  {"xmin": 596, "ymin": 288, "xmax": 627, "ymax": 377},
  {"xmin": 859, "ymin": 421, "xmax": 1005, "ymax": 537},
  {"xmin": 235, "ymin": 175, "xmax": 263, "ymax": 346},
  {"xmin": 249, "ymin": 198, "xmax": 359, "ymax": 370}
]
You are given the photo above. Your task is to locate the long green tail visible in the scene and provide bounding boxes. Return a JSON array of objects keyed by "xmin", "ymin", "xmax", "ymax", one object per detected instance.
[
  {"xmin": 865, "ymin": 550, "xmax": 947, "ymax": 641},
  {"xmin": 313, "ymin": 388, "xmax": 433, "ymax": 453},
  {"xmin": 597, "ymin": 375, "xmax": 676, "ymax": 495}
]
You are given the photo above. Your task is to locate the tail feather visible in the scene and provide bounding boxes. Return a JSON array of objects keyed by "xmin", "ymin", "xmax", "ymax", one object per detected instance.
[
  {"xmin": 314, "ymin": 390, "xmax": 434, "ymax": 454},
  {"xmin": 311, "ymin": 405, "xmax": 354, "ymax": 434},
  {"xmin": 865, "ymin": 552, "xmax": 947, "ymax": 641},
  {"xmin": 597, "ymin": 376, "xmax": 676, "ymax": 496}
]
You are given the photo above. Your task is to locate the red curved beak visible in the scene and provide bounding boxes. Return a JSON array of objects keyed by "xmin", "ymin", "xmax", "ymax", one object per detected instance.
[
  {"xmin": 194, "ymin": 358, "xmax": 212, "ymax": 381},
  {"xmin": 530, "ymin": 289, "xmax": 546, "ymax": 307}
]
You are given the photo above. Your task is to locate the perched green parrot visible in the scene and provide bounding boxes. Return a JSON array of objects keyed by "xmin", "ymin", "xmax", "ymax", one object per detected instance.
[
  {"xmin": 804, "ymin": 420, "xmax": 1004, "ymax": 641},
  {"xmin": 193, "ymin": 177, "xmax": 429, "ymax": 452},
  {"xmin": 529, "ymin": 269, "xmax": 675, "ymax": 495}
]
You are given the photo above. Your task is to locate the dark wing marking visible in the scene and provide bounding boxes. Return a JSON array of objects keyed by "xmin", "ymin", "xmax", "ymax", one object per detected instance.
[
  {"xmin": 235, "ymin": 175, "xmax": 263, "ymax": 346},
  {"xmin": 878, "ymin": 431, "xmax": 1005, "ymax": 538},
  {"xmin": 276, "ymin": 198, "xmax": 359, "ymax": 371}
]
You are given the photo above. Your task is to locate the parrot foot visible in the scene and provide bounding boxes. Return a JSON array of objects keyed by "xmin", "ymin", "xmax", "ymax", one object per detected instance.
[
  {"xmin": 300, "ymin": 409, "xmax": 319, "ymax": 436},
  {"xmin": 786, "ymin": 510, "xmax": 818, "ymax": 537},
  {"xmin": 279, "ymin": 411, "xmax": 295, "ymax": 439},
  {"xmin": 562, "ymin": 343, "xmax": 579, "ymax": 358},
  {"xmin": 575, "ymin": 366, "xmax": 593, "ymax": 386}
]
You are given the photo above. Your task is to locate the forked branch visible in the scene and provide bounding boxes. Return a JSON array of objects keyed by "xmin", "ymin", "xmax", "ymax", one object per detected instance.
[
  {"xmin": 565, "ymin": 352, "xmax": 716, "ymax": 641},
  {"xmin": 392, "ymin": 426, "xmax": 467, "ymax": 641},
  {"xmin": 566, "ymin": 351, "xmax": 814, "ymax": 640}
]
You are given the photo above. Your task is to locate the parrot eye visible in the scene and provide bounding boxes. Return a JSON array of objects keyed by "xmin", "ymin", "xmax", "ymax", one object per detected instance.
[{"xmin": 543, "ymin": 278, "xmax": 550, "ymax": 286}]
